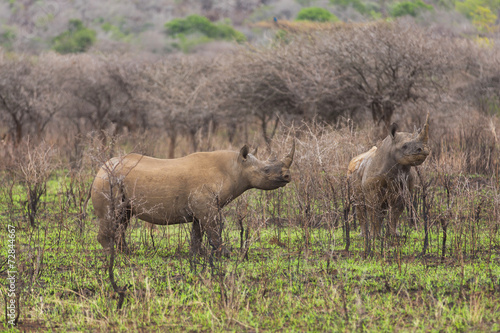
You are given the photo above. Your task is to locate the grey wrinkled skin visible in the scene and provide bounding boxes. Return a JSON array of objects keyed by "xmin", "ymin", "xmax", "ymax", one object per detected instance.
[
  {"xmin": 91, "ymin": 142, "xmax": 295, "ymax": 256},
  {"xmin": 348, "ymin": 114, "xmax": 430, "ymax": 237}
]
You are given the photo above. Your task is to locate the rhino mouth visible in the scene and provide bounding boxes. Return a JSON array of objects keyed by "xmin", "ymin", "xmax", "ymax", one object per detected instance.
[
  {"xmin": 277, "ymin": 179, "xmax": 291, "ymax": 186},
  {"xmin": 272, "ymin": 178, "xmax": 291, "ymax": 188},
  {"xmin": 407, "ymin": 153, "xmax": 429, "ymax": 166}
]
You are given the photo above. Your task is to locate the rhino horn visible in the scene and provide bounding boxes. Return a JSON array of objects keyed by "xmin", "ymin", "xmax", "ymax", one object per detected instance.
[
  {"xmin": 417, "ymin": 112, "xmax": 430, "ymax": 143},
  {"xmin": 283, "ymin": 140, "xmax": 295, "ymax": 168}
]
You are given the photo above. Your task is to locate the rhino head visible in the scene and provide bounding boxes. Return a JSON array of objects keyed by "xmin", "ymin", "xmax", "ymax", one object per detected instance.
[
  {"xmin": 387, "ymin": 113, "xmax": 430, "ymax": 167},
  {"xmin": 239, "ymin": 141, "xmax": 295, "ymax": 190}
]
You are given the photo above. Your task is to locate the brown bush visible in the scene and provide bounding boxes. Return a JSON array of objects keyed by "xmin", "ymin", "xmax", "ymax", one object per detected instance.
[
  {"xmin": 0, "ymin": 20, "xmax": 497, "ymax": 178},
  {"xmin": 0, "ymin": 53, "xmax": 66, "ymax": 146}
]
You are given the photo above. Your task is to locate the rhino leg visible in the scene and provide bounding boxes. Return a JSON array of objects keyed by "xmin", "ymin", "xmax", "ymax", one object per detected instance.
[
  {"xmin": 97, "ymin": 217, "xmax": 114, "ymax": 253},
  {"xmin": 97, "ymin": 204, "xmax": 131, "ymax": 254},
  {"xmin": 203, "ymin": 217, "xmax": 230, "ymax": 258},
  {"xmin": 388, "ymin": 203, "xmax": 404, "ymax": 236},
  {"xmin": 356, "ymin": 203, "xmax": 369, "ymax": 237},
  {"xmin": 370, "ymin": 205, "xmax": 387, "ymax": 237},
  {"xmin": 115, "ymin": 216, "xmax": 130, "ymax": 253},
  {"xmin": 190, "ymin": 218, "xmax": 204, "ymax": 255}
]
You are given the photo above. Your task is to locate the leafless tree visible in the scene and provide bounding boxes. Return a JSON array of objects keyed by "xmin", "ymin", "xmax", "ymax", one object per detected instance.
[
  {"xmin": 140, "ymin": 56, "xmax": 223, "ymax": 157},
  {"xmin": 60, "ymin": 54, "xmax": 145, "ymax": 145},
  {"xmin": 16, "ymin": 141, "xmax": 56, "ymax": 227},
  {"xmin": 319, "ymin": 21, "xmax": 457, "ymax": 129},
  {"xmin": 220, "ymin": 51, "xmax": 297, "ymax": 146},
  {"xmin": 0, "ymin": 54, "xmax": 65, "ymax": 145}
]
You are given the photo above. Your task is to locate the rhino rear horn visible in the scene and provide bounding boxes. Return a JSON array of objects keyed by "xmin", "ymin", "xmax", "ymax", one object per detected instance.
[
  {"xmin": 283, "ymin": 140, "xmax": 295, "ymax": 168},
  {"xmin": 417, "ymin": 112, "xmax": 430, "ymax": 143}
]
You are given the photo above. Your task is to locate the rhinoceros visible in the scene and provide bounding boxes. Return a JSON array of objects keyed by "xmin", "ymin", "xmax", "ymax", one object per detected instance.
[
  {"xmin": 91, "ymin": 142, "xmax": 295, "ymax": 256},
  {"xmin": 348, "ymin": 114, "xmax": 430, "ymax": 237}
]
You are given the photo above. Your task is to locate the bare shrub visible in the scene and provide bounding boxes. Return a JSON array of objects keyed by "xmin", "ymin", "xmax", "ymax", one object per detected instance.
[
  {"xmin": 139, "ymin": 56, "xmax": 223, "ymax": 157},
  {"xmin": 220, "ymin": 41, "xmax": 346, "ymax": 144},
  {"xmin": 0, "ymin": 53, "xmax": 65, "ymax": 146},
  {"xmin": 59, "ymin": 54, "xmax": 146, "ymax": 146},
  {"xmin": 16, "ymin": 141, "xmax": 56, "ymax": 228},
  {"xmin": 217, "ymin": 20, "xmax": 461, "ymax": 146},
  {"xmin": 319, "ymin": 20, "xmax": 458, "ymax": 130},
  {"xmin": 458, "ymin": 73, "xmax": 500, "ymax": 116},
  {"xmin": 431, "ymin": 109, "xmax": 499, "ymax": 176}
]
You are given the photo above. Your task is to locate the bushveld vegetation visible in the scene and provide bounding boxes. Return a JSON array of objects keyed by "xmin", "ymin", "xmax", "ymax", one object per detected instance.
[
  {"xmin": 51, "ymin": 20, "xmax": 97, "ymax": 54},
  {"xmin": 1, "ymin": 0, "xmax": 499, "ymax": 54},
  {"xmin": 0, "ymin": 20, "xmax": 500, "ymax": 332}
]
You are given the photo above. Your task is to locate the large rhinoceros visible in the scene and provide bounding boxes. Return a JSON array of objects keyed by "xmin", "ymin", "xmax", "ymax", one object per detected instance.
[
  {"xmin": 348, "ymin": 114, "xmax": 430, "ymax": 237},
  {"xmin": 91, "ymin": 142, "xmax": 295, "ymax": 256}
]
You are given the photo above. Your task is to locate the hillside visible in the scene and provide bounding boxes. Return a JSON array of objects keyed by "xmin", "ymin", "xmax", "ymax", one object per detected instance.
[{"xmin": 0, "ymin": 0, "xmax": 493, "ymax": 54}]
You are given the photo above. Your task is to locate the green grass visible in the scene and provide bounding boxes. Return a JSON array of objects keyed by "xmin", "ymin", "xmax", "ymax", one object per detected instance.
[{"xmin": 0, "ymin": 173, "xmax": 499, "ymax": 332}]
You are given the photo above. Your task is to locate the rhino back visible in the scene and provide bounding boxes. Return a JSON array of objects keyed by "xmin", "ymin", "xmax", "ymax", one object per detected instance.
[
  {"xmin": 348, "ymin": 146, "xmax": 377, "ymax": 177},
  {"xmin": 115, "ymin": 152, "xmax": 240, "ymax": 224}
]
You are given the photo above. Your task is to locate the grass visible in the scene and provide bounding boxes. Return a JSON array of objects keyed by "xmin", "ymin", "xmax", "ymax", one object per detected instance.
[{"xmin": 0, "ymin": 167, "xmax": 499, "ymax": 332}]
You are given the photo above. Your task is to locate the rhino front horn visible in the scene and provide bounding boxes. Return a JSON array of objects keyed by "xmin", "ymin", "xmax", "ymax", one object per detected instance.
[
  {"xmin": 417, "ymin": 112, "xmax": 430, "ymax": 143},
  {"xmin": 283, "ymin": 140, "xmax": 295, "ymax": 168}
]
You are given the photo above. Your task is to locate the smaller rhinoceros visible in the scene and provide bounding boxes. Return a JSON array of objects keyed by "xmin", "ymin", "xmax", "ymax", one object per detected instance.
[
  {"xmin": 348, "ymin": 114, "xmax": 430, "ymax": 237},
  {"xmin": 91, "ymin": 142, "xmax": 295, "ymax": 256}
]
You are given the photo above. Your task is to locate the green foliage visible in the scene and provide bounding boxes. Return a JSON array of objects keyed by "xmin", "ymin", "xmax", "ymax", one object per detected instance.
[
  {"xmin": 295, "ymin": 0, "xmax": 318, "ymax": 6},
  {"xmin": 0, "ymin": 26, "xmax": 16, "ymax": 50},
  {"xmin": 390, "ymin": 0, "xmax": 434, "ymax": 17},
  {"xmin": 330, "ymin": 0, "xmax": 370, "ymax": 14},
  {"xmin": 471, "ymin": 6, "xmax": 497, "ymax": 32},
  {"xmin": 436, "ymin": 0, "xmax": 456, "ymax": 9},
  {"xmin": 101, "ymin": 22, "xmax": 131, "ymax": 42},
  {"xmin": 164, "ymin": 14, "xmax": 246, "ymax": 43},
  {"xmin": 456, "ymin": 0, "xmax": 499, "ymax": 32},
  {"xmin": 456, "ymin": 0, "xmax": 500, "ymax": 19},
  {"xmin": 172, "ymin": 35, "xmax": 213, "ymax": 53},
  {"xmin": 456, "ymin": 0, "xmax": 480, "ymax": 18},
  {"xmin": 52, "ymin": 19, "xmax": 96, "ymax": 54},
  {"xmin": 295, "ymin": 7, "xmax": 339, "ymax": 22}
]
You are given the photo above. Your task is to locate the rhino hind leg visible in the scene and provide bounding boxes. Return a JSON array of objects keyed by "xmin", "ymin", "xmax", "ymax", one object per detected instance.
[
  {"xmin": 190, "ymin": 218, "xmax": 204, "ymax": 255},
  {"xmin": 190, "ymin": 218, "xmax": 230, "ymax": 257},
  {"xmin": 115, "ymin": 213, "xmax": 130, "ymax": 253},
  {"xmin": 97, "ymin": 218, "xmax": 114, "ymax": 253},
  {"xmin": 97, "ymin": 201, "xmax": 132, "ymax": 254}
]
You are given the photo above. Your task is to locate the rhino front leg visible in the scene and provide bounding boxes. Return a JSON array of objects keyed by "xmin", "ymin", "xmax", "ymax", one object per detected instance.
[
  {"xmin": 203, "ymin": 217, "xmax": 230, "ymax": 258},
  {"xmin": 388, "ymin": 203, "xmax": 404, "ymax": 236},
  {"xmin": 356, "ymin": 202, "xmax": 369, "ymax": 237},
  {"xmin": 370, "ymin": 207, "xmax": 386, "ymax": 237}
]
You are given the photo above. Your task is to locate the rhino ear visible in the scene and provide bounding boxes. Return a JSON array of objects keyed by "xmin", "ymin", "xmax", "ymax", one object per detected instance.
[
  {"xmin": 239, "ymin": 145, "xmax": 249, "ymax": 161},
  {"xmin": 390, "ymin": 123, "xmax": 399, "ymax": 139}
]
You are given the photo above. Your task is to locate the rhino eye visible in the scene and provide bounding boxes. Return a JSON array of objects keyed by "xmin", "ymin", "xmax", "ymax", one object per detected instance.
[{"xmin": 402, "ymin": 144, "xmax": 408, "ymax": 150}]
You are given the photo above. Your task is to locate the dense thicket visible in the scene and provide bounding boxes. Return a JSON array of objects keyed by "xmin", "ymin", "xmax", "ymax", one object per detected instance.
[{"xmin": 0, "ymin": 21, "xmax": 498, "ymax": 173}]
